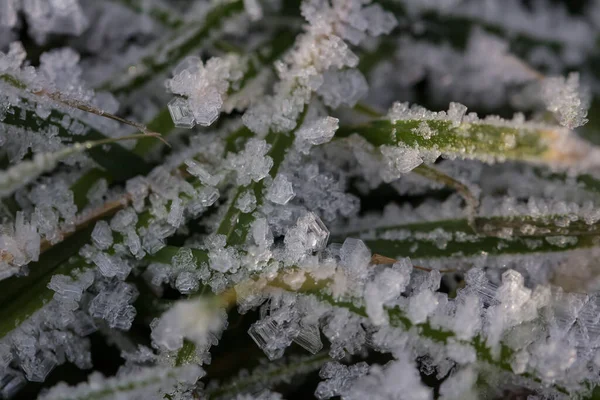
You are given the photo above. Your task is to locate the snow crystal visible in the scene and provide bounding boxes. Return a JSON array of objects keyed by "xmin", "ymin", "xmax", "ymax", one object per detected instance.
[
  {"xmin": 88, "ymin": 282, "xmax": 138, "ymax": 330},
  {"xmin": 92, "ymin": 252, "xmax": 131, "ymax": 280},
  {"xmin": 266, "ymin": 174, "xmax": 295, "ymax": 205},
  {"xmin": 168, "ymin": 97, "xmax": 196, "ymax": 129},
  {"xmin": 236, "ymin": 190, "xmax": 257, "ymax": 213},
  {"xmin": 380, "ymin": 145, "xmax": 423, "ymax": 183},
  {"xmin": 340, "ymin": 238, "xmax": 370, "ymax": 279},
  {"xmin": 227, "ymin": 138, "xmax": 273, "ymax": 186},
  {"xmin": 541, "ymin": 72, "xmax": 589, "ymax": 128},
  {"xmin": 167, "ymin": 54, "xmax": 245, "ymax": 128},
  {"xmin": 295, "ymin": 116, "xmax": 339, "ymax": 154},
  {"xmin": 206, "ymin": 234, "xmax": 240, "ymax": 273},
  {"xmin": 317, "ymin": 69, "xmax": 368, "ymax": 109},
  {"xmin": 91, "ymin": 221, "xmax": 113, "ymax": 250}
]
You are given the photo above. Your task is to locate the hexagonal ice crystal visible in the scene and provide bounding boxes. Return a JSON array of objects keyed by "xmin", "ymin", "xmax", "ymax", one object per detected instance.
[{"xmin": 168, "ymin": 97, "xmax": 195, "ymax": 129}]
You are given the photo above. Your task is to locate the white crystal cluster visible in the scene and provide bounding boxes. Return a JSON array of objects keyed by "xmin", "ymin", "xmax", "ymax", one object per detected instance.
[{"xmin": 1, "ymin": 0, "xmax": 600, "ymax": 399}]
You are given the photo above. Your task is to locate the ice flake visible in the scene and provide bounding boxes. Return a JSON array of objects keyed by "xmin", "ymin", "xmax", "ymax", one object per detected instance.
[
  {"xmin": 91, "ymin": 220, "xmax": 113, "ymax": 250},
  {"xmin": 266, "ymin": 174, "xmax": 295, "ymax": 205},
  {"xmin": 236, "ymin": 190, "xmax": 257, "ymax": 213},
  {"xmin": 227, "ymin": 138, "xmax": 273, "ymax": 186},
  {"xmin": 317, "ymin": 69, "xmax": 368, "ymax": 109},
  {"xmin": 88, "ymin": 282, "xmax": 138, "ymax": 330},
  {"xmin": 168, "ymin": 97, "xmax": 195, "ymax": 129},
  {"xmin": 340, "ymin": 238, "xmax": 370, "ymax": 279},
  {"xmin": 92, "ymin": 252, "xmax": 131, "ymax": 280},
  {"xmin": 380, "ymin": 145, "xmax": 423, "ymax": 182},
  {"xmin": 295, "ymin": 116, "xmax": 339, "ymax": 154},
  {"xmin": 206, "ymin": 234, "xmax": 240, "ymax": 273},
  {"xmin": 541, "ymin": 72, "xmax": 589, "ymax": 128}
]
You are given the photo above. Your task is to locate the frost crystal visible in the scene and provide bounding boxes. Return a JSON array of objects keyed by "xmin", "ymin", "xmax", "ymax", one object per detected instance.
[
  {"xmin": 227, "ymin": 138, "xmax": 273, "ymax": 186},
  {"xmin": 380, "ymin": 145, "xmax": 424, "ymax": 182},
  {"xmin": 168, "ymin": 97, "xmax": 195, "ymax": 129},
  {"xmin": 541, "ymin": 72, "xmax": 589, "ymax": 128},
  {"xmin": 295, "ymin": 116, "xmax": 339, "ymax": 154},
  {"xmin": 236, "ymin": 190, "xmax": 257, "ymax": 213},
  {"xmin": 266, "ymin": 174, "xmax": 295, "ymax": 205}
]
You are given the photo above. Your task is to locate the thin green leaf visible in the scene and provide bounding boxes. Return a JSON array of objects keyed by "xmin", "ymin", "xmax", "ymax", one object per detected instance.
[
  {"xmin": 341, "ymin": 215, "xmax": 600, "ymax": 261},
  {"xmin": 337, "ymin": 117, "xmax": 590, "ymax": 167},
  {"xmin": 0, "ymin": 133, "xmax": 159, "ymax": 198},
  {"xmin": 1, "ymin": 104, "xmax": 152, "ymax": 181}
]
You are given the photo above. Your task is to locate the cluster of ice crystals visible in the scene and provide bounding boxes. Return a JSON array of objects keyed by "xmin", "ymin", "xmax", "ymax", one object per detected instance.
[
  {"xmin": 541, "ymin": 72, "xmax": 589, "ymax": 129},
  {"xmin": 206, "ymin": 234, "xmax": 240, "ymax": 273},
  {"xmin": 365, "ymin": 260, "xmax": 412, "ymax": 325},
  {"xmin": 167, "ymin": 54, "xmax": 245, "ymax": 128},
  {"xmin": 294, "ymin": 116, "xmax": 339, "ymax": 154},
  {"xmin": 227, "ymin": 138, "xmax": 273, "ymax": 186},
  {"xmin": 88, "ymin": 281, "xmax": 138, "ymax": 330},
  {"xmin": 282, "ymin": 212, "xmax": 330, "ymax": 265},
  {"xmin": 318, "ymin": 354, "xmax": 431, "ymax": 400},
  {"xmin": 379, "ymin": 145, "xmax": 424, "ymax": 182},
  {"xmin": 0, "ymin": 211, "xmax": 40, "ymax": 278},
  {"xmin": 1, "ymin": 0, "xmax": 88, "ymax": 43}
]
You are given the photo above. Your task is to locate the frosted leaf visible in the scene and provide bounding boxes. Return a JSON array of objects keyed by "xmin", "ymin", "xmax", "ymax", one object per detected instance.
[
  {"xmin": 91, "ymin": 220, "xmax": 113, "ymax": 250},
  {"xmin": 266, "ymin": 174, "xmax": 295, "ymax": 205},
  {"xmin": 380, "ymin": 145, "xmax": 423, "ymax": 182},
  {"xmin": 317, "ymin": 69, "xmax": 368, "ymax": 109},
  {"xmin": 541, "ymin": 72, "xmax": 589, "ymax": 128},
  {"xmin": 236, "ymin": 190, "xmax": 257, "ymax": 213},
  {"xmin": 412, "ymin": 121, "xmax": 436, "ymax": 139},
  {"xmin": 168, "ymin": 97, "xmax": 195, "ymax": 129}
]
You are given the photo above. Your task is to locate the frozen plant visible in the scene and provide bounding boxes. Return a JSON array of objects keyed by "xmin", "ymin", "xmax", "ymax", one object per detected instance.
[{"xmin": 1, "ymin": 0, "xmax": 600, "ymax": 399}]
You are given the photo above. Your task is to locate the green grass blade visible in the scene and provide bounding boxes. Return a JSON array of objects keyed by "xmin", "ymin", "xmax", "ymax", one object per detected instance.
[{"xmin": 336, "ymin": 116, "xmax": 589, "ymax": 167}]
